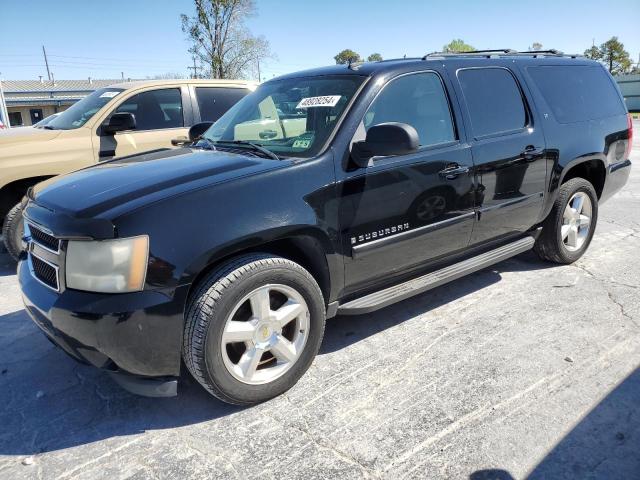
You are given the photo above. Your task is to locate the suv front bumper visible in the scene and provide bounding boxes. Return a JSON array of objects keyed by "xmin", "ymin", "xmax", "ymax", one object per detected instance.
[{"xmin": 18, "ymin": 259, "xmax": 189, "ymax": 392}]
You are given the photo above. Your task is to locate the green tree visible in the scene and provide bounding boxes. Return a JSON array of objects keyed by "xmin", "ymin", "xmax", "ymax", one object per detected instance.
[
  {"xmin": 334, "ymin": 49, "xmax": 361, "ymax": 64},
  {"xmin": 583, "ymin": 45, "xmax": 601, "ymax": 60},
  {"xmin": 585, "ymin": 37, "xmax": 631, "ymax": 75},
  {"xmin": 442, "ymin": 39, "xmax": 474, "ymax": 53},
  {"xmin": 181, "ymin": 0, "xmax": 272, "ymax": 80},
  {"xmin": 367, "ymin": 53, "xmax": 383, "ymax": 62}
]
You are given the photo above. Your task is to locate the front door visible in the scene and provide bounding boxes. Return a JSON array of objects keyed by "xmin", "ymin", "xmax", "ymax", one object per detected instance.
[
  {"xmin": 340, "ymin": 71, "xmax": 476, "ymax": 294},
  {"xmin": 97, "ymin": 87, "xmax": 189, "ymax": 160},
  {"xmin": 449, "ymin": 65, "xmax": 547, "ymax": 245}
]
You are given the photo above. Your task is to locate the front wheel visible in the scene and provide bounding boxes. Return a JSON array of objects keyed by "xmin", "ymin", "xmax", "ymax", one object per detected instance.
[
  {"xmin": 534, "ymin": 177, "xmax": 598, "ymax": 264},
  {"xmin": 2, "ymin": 202, "xmax": 25, "ymax": 261},
  {"xmin": 183, "ymin": 254, "xmax": 326, "ymax": 405}
]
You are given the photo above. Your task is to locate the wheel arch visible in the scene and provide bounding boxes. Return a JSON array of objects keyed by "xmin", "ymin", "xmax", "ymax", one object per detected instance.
[
  {"xmin": 182, "ymin": 227, "xmax": 338, "ymax": 312},
  {"xmin": 559, "ymin": 158, "xmax": 606, "ymax": 199},
  {"xmin": 0, "ymin": 175, "xmax": 54, "ymax": 218}
]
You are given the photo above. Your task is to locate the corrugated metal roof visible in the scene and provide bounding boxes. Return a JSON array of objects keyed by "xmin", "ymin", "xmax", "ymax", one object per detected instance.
[{"xmin": 1, "ymin": 79, "xmax": 126, "ymax": 93}]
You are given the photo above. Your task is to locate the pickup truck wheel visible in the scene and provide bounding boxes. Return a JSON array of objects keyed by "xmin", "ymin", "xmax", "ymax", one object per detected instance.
[
  {"xmin": 183, "ymin": 254, "xmax": 325, "ymax": 405},
  {"xmin": 2, "ymin": 202, "xmax": 24, "ymax": 261},
  {"xmin": 534, "ymin": 178, "xmax": 598, "ymax": 264}
]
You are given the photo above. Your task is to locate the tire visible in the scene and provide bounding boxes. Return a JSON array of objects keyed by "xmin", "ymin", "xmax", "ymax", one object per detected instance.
[
  {"xmin": 2, "ymin": 202, "xmax": 24, "ymax": 261},
  {"xmin": 183, "ymin": 253, "xmax": 325, "ymax": 405},
  {"xmin": 534, "ymin": 177, "xmax": 598, "ymax": 264}
]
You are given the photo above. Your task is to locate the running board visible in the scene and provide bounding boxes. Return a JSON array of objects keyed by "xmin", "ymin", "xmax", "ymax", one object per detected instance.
[{"xmin": 337, "ymin": 236, "xmax": 535, "ymax": 315}]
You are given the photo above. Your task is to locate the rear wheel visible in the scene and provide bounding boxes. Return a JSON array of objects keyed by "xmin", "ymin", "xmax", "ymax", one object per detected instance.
[
  {"xmin": 2, "ymin": 202, "xmax": 24, "ymax": 260},
  {"xmin": 534, "ymin": 178, "xmax": 598, "ymax": 264},
  {"xmin": 183, "ymin": 254, "xmax": 325, "ymax": 405}
]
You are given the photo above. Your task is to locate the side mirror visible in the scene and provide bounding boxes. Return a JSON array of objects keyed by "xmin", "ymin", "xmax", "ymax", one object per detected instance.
[
  {"xmin": 188, "ymin": 122, "xmax": 214, "ymax": 143},
  {"xmin": 103, "ymin": 112, "xmax": 136, "ymax": 134},
  {"xmin": 351, "ymin": 122, "xmax": 419, "ymax": 167}
]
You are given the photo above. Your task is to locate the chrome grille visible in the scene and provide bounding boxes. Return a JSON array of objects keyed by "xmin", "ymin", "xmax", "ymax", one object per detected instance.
[
  {"xmin": 29, "ymin": 223, "xmax": 60, "ymax": 253},
  {"xmin": 30, "ymin": 253, "xmax": 60, "ymax": 291}
]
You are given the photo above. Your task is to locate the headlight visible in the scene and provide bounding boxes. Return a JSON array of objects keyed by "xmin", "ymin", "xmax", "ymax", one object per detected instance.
[{"xmin": 65, "ymin": 235, "xmax": 149, "ymax": 293}]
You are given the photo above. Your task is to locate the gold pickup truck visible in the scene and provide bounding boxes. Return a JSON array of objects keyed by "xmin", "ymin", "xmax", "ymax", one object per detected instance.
[{"xmin": 0, "ymin": 79, "xmax": 256, "ymax": 258}]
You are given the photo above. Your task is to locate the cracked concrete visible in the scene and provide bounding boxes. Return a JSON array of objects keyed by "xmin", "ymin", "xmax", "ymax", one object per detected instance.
[{"xmin": 0, "ymin": 125, "xmax": 638, "ymax": 479}]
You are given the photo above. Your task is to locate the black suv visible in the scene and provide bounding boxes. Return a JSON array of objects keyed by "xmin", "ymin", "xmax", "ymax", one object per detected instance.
[{"xmin": 18, "ymin": 50, "xmax": 633, "ymax": 405}]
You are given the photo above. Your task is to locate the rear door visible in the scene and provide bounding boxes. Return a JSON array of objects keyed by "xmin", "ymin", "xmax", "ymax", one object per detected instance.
[
  {"xmin": 96, "ymin": 86, "xmax": 190, "ymax": 160},
  {"xmin": 447, "ymin": 64, "xmax": 548, "ymax": 245}
]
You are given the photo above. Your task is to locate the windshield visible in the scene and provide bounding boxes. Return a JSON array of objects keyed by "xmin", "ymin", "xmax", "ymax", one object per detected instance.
[
  {"xmin": 46, "ymin": 87, "xmax": 124, "ymax": 130},
  {"xmin": 202, "ymin": 75, "xmax": 365, "ymax": 158}
]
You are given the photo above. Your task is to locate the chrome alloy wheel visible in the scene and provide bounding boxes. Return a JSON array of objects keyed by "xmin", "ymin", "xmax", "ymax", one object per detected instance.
[
  {"xmin": 220, "ymin": 284, "xmax": 310, "ymax": 385},
  {"xmin": 561, "ymin": 191, "xmax": 592, "ymax": 252}
]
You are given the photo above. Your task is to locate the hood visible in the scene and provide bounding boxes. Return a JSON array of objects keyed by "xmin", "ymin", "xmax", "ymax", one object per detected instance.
[
  {"xmin": 31, "ymin": 148, "xmax": 285, "ymax": 219},
  {"xmin": 0, "ymin": 126, "xmax": 62, "ymax": 145}
]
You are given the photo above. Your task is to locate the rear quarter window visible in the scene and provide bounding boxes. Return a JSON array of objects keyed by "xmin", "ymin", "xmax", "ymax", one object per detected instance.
[
  {"xmin": 527, "ymin": 65, "xmax": 625, "ymax": 124},
  {"xmin": 196, "ymin": 87, "xmax": 250, "ymax": 122}
]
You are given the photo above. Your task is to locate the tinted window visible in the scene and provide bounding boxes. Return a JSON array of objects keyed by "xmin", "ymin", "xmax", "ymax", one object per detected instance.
[
  {"xmin": 115, "ymin": 88, "xmax": 183, "ymax": 130},
  {"xmin": 364, "ymin": 72, "xmax": 455, "ymax": 146},
  {"xmin": 458, "ymin": 68, "xmax": 526, "ymax": 137},
  {"xmin": 196, "ymin": 87, "xmax": 249, "ymax": 122},
  {"xmin": 527, "ymin": 65, "xmax": 625, "ymax": 124}
]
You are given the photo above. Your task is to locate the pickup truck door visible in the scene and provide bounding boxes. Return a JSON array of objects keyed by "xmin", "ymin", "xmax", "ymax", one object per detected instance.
[
  {"xmin": 446, "ymin": 64, "xmax": 547, "ymax": 246},
  {"xmin": 339, "ymin": 70, "xmax": 476, "ymax": 295},
  {"xmin": 94, "ymin": 86, "xmax": 190, "ymax": 160}
]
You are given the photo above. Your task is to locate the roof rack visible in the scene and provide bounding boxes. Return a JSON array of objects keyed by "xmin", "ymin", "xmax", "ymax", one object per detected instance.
[
  {"xmin": 422, "ymin": 48, "xmax": 582, "ymax": 60},
  {"xmin": 422, "ymin": 49, "xmax": 517, "ymax": 60}
]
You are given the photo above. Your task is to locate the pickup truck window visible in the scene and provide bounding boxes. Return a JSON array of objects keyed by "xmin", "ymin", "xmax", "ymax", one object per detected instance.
[
  {"xmin": 202, "ymin": 75, "xmax": 365, "ymax": 158},
  {"xmin": 196, "ymin": 87, "xmax": 249, "ymax": 122},
  {"xmin": 45, "ymin": 87, "xmax": 124, "ymax": 130},
  {"xmin": 527, "ymin": 65, "xmax": 626, "ymax": 124},
  {"xmin": 458, "ymin": 68, "xmax": 527, "ymax": 137},
  {"xmin": 115, "ymin": 88, "xmax": 184, "ymax": 131},
  {"xmin": 364, "ymin": 72, "xmax": 455, "ymax": 147}
]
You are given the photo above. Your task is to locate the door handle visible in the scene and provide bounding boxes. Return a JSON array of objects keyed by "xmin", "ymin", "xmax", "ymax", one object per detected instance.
[
  {"xmin": 439, "ymin": 164, "xmax": 470, "ymax": 180},
  {"xmin": 522, "ymin": 145, "xmax": 544, "ymax": 161}
]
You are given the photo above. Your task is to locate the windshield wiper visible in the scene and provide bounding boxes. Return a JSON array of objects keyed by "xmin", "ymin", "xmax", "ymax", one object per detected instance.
[
  {"xmin": 192, "ymin": 137, "xmax": 217, "ymax": 150},
  {"xmin": 42, "ymin": 125, "xmax": 57, "ymax": 130},
  {"xmin": 213, "ymin": 140, "xmax": 280, "ymax": 160}
]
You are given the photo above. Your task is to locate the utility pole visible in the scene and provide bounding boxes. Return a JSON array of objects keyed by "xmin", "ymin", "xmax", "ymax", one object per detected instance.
[
  {"xmin": 188, "ymin": 57, "xmax": 199, "ymax": 79},
  {"xmin": 257, "ymin": 58, "xmax": 261, "ymax": 83},
  {"xmin": 121, "ymin": 71, "xmax": 124, "ymax": 81},
  {"xmin": 42, "ymin": 45, "xmax": 51, "ymax": 81}
]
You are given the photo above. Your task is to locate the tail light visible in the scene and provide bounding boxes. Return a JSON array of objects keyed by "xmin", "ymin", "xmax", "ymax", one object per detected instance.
[{"xmin": 626, "ymin": 113, "xmax": 634, "ymax": 160}]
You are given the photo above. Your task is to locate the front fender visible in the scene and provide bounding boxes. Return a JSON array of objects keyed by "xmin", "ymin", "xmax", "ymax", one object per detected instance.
[{"xmin": 113, "ymin": 153, "xmax": 342, "ymax": 298}]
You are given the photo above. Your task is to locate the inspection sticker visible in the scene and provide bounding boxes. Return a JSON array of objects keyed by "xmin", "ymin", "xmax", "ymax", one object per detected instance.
[
  {"xmin": 296, "ymin": 95, "xmax": 341, "ymax": 109},
  {"xmin": 100, "ymin": 91, "xmax": 120, "ymax": 98}
]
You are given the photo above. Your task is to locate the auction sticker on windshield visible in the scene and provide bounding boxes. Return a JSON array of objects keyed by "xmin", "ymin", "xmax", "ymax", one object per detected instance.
[
  {"xmin": 100, "ymin": 91, "xmax": 120, "ymax": 98},
  {"xmin": 296, "ymin": 95, "xmax": 341, "ymax": 109}
]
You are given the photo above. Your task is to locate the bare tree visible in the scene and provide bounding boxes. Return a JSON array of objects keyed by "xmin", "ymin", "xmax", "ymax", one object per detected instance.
[{"xmin": 181, "ymin": 0, "xmax": 272, "ymax": 80}]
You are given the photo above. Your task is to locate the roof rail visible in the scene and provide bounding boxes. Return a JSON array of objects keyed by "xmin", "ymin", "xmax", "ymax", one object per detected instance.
[
  {"xmin": 422, "ymin": 49, "xmax": 518, "ymax": 60},
  {"xmin": 422, "ymin": 49, "xmax": 583, "ymax": 60}
]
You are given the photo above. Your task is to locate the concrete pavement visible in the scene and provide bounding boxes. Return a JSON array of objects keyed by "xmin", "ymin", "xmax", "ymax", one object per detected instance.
[{"xmin": 0, "ymin": 125, "xmax": 638, "ymax": 479}]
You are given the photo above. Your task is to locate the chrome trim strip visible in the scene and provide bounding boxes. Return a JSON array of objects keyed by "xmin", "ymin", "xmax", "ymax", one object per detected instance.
[
  {"xmin": 478, "ymin": 192, "xmax": 543, "ymax": 214},
  {"xmin": 352, "ymin": 211, "xmax": 476, "ymax": 258},
  {"xmin": 28, "ymin": 251, "xmax": 60, "ymax": 293}
]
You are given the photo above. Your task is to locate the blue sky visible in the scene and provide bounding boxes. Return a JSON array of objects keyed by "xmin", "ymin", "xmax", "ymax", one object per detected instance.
[{"xmin": 1, "ymin": 0, "xmax": 639, "ymax": 81}]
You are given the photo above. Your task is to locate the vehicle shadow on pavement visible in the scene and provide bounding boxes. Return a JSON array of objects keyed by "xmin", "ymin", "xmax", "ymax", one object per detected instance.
[
  {"xmin": 0, "ymin": 252, "xmax": 558, "ymax": 457},
  {"xmin": 469, "ymin": 366, "xmax": 640, "ymax": 479},
  {"xmin": 321, "ymin": 251, "xmax": 558, "ymax": 354},
  {"xmin": 0, "ymin": 307, "xmax": 243, "ymax": 456},
  {"xmin": 0, "ymin": 253, "xmax": 17, "ymax": 277}
]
